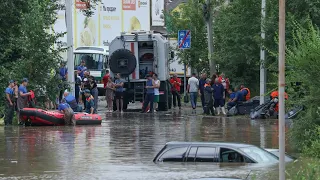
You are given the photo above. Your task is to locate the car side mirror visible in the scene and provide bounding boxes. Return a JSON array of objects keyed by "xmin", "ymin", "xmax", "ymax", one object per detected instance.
[{"xmin": 170, "ymin": 51, "xmax": 174, "ymax": 59}]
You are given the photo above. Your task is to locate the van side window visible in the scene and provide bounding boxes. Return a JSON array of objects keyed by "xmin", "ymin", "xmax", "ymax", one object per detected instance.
[
  {"xmin": 186, "ymin": 147, "xmax": 198, "ymax": 162},
  {"xmin": 195, "ymin": 147, "xmax": 216, "ymax": 162},
  {"xmin": 159, "ymin": 147, "xmax": 188, "ymax": 162},
  {"xmin": 220, "ymin": 148, "xmax": 245, "ymax": 163}
]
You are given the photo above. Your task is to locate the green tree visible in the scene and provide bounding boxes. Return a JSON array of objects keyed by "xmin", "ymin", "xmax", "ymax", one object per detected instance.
[
  {"xmin": 286, "ymin": 20, "xmax": 320, "ymax": 151},
  {"xmin": 166, "ymin": 0, "xmax": 209, "ymax": 74},
  {"xmin": 213, "ymin": 0, "xmax": 320, "ymax": 92},
  {"xmin": 213, "ymin": 0, "xmax": 262, "ymax": 90},
  {"xmin": 0, "ymin": 0, "xmax": 101, "ymax": 113}
]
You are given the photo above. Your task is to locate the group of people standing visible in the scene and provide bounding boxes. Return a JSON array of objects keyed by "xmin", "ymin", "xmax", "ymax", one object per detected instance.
[
  {"xmin": 4, "ymin": 78, "xmax": 32, "ymax": 125},
  {"xmin": 187, "ymin": 73, "xmax": 230, "ymax": 115},
  {"xmin": 169, "ymin": 72, "xmax": 251, "ymax": 115},
  {"xmin": 102, "ymin": 71, "xmax": 126, "ymax": 113},
  {"xmin": 59, "ymin": 60, "xmax": 98, "ymax": 116},
  {"xmin": 102, "ymin": 71, "xmax": 160, "ymax": 113}
]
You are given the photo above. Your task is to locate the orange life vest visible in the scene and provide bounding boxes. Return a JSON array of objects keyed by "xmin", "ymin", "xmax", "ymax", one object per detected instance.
[
  {"xmin": 241, "ymin": 88, "xmax": 251, "ymax": 101},
  {"xmin": 270, "ymin": 91, "xmax": 288, "ymax": 112},
  {"xmin": 271, "ymin": 91, "xmax": 288, "ymax": 100}
]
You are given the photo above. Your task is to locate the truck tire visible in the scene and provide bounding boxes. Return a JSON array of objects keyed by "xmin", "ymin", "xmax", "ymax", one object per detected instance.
[
  {"xmin": 109, "ymin": 49, "xmax": 137, "ymax": 75},
  {"xmin": 158, "ymin": 81, "xmax": 169, "ymax": 111}
]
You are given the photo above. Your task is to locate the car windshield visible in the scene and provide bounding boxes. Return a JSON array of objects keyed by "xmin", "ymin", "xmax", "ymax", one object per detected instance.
[
  {"xmin": 239, "ymin": 146, "xmax": 279, "ymax": 163},
  {"xmin": 74, "ymin": 53, "xmax": 104, "ymax": 70}
]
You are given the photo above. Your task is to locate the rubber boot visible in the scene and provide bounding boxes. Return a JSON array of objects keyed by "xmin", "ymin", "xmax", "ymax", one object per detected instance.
[
  {"xmin": 221, "ymin": 106, "xmax": 226, "ymax": 115},
  {"xmin": 217, "ymin": 107, "xmax": 221, "ymax": 115}
]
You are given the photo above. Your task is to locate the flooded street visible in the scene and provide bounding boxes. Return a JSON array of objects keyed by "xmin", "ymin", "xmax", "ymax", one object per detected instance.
[{"xmin": 0, "ymin": 103, "xmax": 292, "ymax": 180}]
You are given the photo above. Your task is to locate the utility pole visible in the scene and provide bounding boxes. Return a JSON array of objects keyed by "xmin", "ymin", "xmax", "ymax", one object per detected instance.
[
  {"xmin": 260, "ymin": 0, "xmax": 266, "ymax": 105},
  {"xmin": 278, "ymin": 0, "xmax": 286, "ymax": 179},
  {"xmin": 66, "ymin": 0, "xmax": 75, "ymax": 96},
  {"xmin": 204, "ymin": 0, "xmax": 216, "ymax": 75}
]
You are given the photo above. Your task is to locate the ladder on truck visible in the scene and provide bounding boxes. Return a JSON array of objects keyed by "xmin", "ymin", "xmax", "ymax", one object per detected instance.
[{"xmin": 133, "ymin": 82, "xmax": 145, "ymax": 102}]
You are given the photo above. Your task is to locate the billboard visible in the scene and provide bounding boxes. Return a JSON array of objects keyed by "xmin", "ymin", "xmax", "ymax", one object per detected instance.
[
  {"xmin": 122, "ymin": 0, "xmax": 151, "ymax": 33},
  {"xmin": 52, "ymin": 0, "xmax": 151, "ymax": 52},
  {"xmin": 151, "ymin": 0, "xmax": 164, "ymax": 26},
  {"xmin": 100, "ymin": 0, "xmax": 121, "ymax": 45}
]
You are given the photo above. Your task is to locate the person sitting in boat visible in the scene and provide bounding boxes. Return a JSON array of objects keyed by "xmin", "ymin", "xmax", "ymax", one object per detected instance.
[
  {"xmin": 240, "ymin": 84, "xmax": 251, "ymax": 101},
  {"xmin": 58, "ymin": 102, "xmax": 74, "ymax": 125},
  {"xmin": 270, "ymin": 90, "xmax": 288, "ymax": 112},
  {"xmin": 227, "ymin": 87, "xmax": 243, "ymax": 110},
  {"xmin": 63, "ymin": 91, "xmax": 82, "ymax": 112},
  {"xmin": 228, "ymin": 88, "xmax": 236, "ymax": 101},
  {"xmin": 84, "ymin": 89, "xmax": 95, "ymax": 114}
]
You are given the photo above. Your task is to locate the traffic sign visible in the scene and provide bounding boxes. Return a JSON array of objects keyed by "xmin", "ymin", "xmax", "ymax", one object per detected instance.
[{"xmin": 178, "ymin": 30, "xmax": 191, "ymax": 49}]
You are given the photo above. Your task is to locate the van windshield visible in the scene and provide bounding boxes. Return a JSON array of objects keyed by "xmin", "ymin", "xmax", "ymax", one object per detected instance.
[{"xmin": 74, "ymin": 53, "xmax": 104, "ymax": 70}]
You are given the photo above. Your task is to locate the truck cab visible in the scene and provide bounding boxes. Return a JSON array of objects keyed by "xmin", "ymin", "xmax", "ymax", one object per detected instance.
[
  {"xmin": 108, "ymin": 31, "xmax": 173, "ymax": 111},
  {"xmin": 74, "ymin": 46, "xmax": 109, "ymax": 95}
]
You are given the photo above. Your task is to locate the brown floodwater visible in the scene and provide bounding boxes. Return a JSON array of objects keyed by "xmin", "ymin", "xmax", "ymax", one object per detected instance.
[{"xmin": 0, "ymin": 108, "xmax": 293, "ymax": 180}]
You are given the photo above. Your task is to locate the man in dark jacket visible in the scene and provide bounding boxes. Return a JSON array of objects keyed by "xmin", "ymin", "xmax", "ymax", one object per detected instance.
[
  {"xmin": 204, "ymin": 79, "xmax": 215, "ymax": 115},
  {"xmin": 199, "ymin": 73, "xmax": 207, "ymax": 113},
  {"xmin": 213, "ymin": 78, "xmax": 226, "ymax": 115}
]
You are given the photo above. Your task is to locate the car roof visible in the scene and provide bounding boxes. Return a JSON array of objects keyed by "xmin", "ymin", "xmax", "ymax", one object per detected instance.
[{"xmin": 165, "ymin": 141, "xmax": 254, "ymax": 148}]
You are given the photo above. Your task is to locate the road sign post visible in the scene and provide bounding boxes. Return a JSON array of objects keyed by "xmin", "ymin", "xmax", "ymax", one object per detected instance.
[
  {"xmin": 178, "ymin": 30, "xmax": 191, "ymax": 103},
  {"xmin": 178, "ymin": 30, "xmax": 191, "ymax": 49}
]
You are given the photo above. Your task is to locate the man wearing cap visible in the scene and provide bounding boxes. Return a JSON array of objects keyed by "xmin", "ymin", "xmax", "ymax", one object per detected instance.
[
  {"xmin": 17, "ymin": 78, "xmax": 31, "ymax": 124},
  {"xmin": 77, "ymin": 59, "xmax": 87, "ymax": 78},
  {"xmin": 63, "ymin": 91, "xmax": 82, "ymax": 112},
  {"xmin": 58, "ymin": 102, "xmax": 74, "ymax": 125},
  {"xmin": 4, "ymin": 80, "xmax": 15, "ymax": 125},
  {"xmin": 84, "ymin": 89, "xmax": 95, "ymax": 114}
]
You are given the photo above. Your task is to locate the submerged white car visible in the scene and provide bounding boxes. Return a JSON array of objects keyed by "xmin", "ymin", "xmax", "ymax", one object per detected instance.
[{"xmin": 153, "ymin": 142, "xmax": 294, "ymax": 164}]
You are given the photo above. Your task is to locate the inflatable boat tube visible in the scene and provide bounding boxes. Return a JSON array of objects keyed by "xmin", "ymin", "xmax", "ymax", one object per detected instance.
[
  {"xmin": 285, "ymin": 105, "xmax": 303, "ymax": 119},
  {"xmin": 250, "ymin": 100, "xmax": 276, "ymax": 119},
  {"xmin": 20, "ymin": 108, "xmax": 65, "ymax": 126},
  {"xmin": 74, "ymin": 113, "xmax": 102, "ymax": 125},
  {"xmin": 227, "ymin": 106, "xmax": 238, "ymax": 117}
]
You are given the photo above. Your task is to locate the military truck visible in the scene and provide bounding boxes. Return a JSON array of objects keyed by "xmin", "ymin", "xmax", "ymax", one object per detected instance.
[{"xmin": 108, "ymin": 31, "xmax": 173, "ymax": 111}]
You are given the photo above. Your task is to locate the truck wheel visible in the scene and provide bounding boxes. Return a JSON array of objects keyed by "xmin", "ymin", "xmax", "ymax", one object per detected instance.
[
  {"xmin": 109, "ymin": 49, "xmax": 137, "ymax": 75},
  {"xmin": 158, "ymin": 81, "xmax": 169, "ymax": 111}
]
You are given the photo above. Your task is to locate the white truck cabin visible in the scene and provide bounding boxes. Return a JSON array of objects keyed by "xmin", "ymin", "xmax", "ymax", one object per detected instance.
[{"xmin": 74, "ymin": 46, "xmax": 109, "ymax": 95}]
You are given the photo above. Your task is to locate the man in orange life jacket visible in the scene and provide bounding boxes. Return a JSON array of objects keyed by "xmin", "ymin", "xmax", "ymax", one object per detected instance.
[
  {"xmin": 270, "ymin": 90, "xmax": 288, "ymax": 112},
  {"xmin": 240, "ymin": 84, "xmax": 251, "ymax": 101}
]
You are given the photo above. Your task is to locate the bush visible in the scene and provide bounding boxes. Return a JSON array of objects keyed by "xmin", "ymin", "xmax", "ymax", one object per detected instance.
[
  {"xmin": 286, "ymin": 19, "xmax": 320, "ymax": 152},
  {"xmin": 287, "ymin": 158, "xmax": 320, "ymax": 180}
]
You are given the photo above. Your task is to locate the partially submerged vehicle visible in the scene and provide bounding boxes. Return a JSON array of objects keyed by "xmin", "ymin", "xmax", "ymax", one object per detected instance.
[{"xmin": 153, "ymin": 142, "xmax": 294, "ymax": 164}]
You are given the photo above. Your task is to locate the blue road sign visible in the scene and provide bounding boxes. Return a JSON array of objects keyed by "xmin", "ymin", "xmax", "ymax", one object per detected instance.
[{"xmin": 178, "ymin": 30, "xmax": 191, "ymax": 49}]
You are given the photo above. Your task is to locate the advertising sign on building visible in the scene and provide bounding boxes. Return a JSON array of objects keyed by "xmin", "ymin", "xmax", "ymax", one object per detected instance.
[
  {"xmin": 151, "ymin": 0, "xmax": 164, "ymax": 26},
  {"xmin": 52, "ymin": 0, "xmax": 151, "ymax": 57},
  {"xmin": 100, "ymin": 0, "xmax": 122, "ymax": 45},
  {"xmin": 74, "ymin": 3, "xmax": 100, "ymax": 48},
  {"xmin": 122, "ymin": 0, "xmax": 150, "ymax": 33}
]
